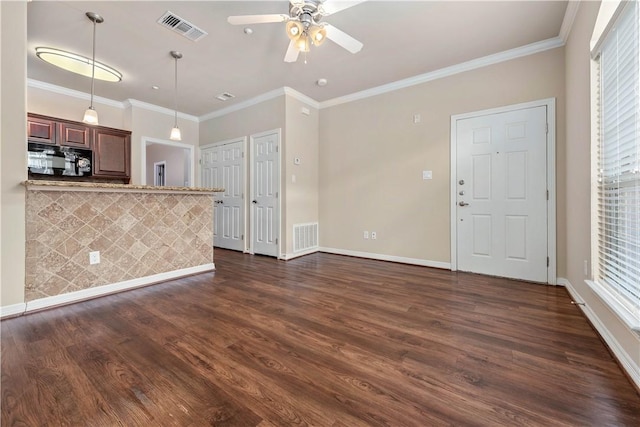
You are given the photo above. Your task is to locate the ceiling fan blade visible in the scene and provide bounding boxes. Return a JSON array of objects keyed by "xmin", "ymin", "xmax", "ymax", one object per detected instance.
[
  {"xmin": 284, "ymin": 40, "xmax": 300, "ymax": 63},
  {"xmin": 320, "ymin": 0, "xmax": 368, "ymax": 16},
  {"xmin": 227, "ymin": 14, "xmax": 288, "ymax": 25},
  {"xmin": 324, "ymin": 24, "xmax": 363, "ymax": 54}
]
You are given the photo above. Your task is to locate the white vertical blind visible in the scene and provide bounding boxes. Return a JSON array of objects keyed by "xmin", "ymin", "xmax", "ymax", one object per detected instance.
[{"xmin": 597, "ymin": 1, "xmax": 640, "ymax": 305}]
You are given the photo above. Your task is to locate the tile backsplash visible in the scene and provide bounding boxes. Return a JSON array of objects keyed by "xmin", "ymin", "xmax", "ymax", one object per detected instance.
[{"xmin": 25, "ymin": 189, "xmax": 213, "ymax": 301}]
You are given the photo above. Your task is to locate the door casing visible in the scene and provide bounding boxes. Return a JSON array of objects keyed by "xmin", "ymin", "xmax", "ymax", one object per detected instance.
[{"xmin": 450, "ymin": 98, "xmax": 557, "ymax": 284}]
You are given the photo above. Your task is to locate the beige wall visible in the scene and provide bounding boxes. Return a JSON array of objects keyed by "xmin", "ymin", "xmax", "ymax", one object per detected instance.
[
  {"xmin": 319, "ymin": 48, "xmax": 565, "ymax": 264},
  {"xmin": 199, "ymin": 97, "xmax": 285, "ymax": 144},
  {"xmin": 146, "ymin": 143, "xmax": 188, "ymax": 187},
  {"xmin": 129, "ymin": 106, "xmax": 198, "ymax": 185},
  {"xmin": 564, "ymin": 1, "xmax": 639, "ymax": 377},
  {"xmin": 284, "ymin": 96, "xmax": 320, "ymax": 255},
  {"xmin": 28, "ymin": 86, "xmax": 125, "ymax": 129},
  {"xmin": 1, "ymin": 1, "xmax": 27, "ymax": 308}
]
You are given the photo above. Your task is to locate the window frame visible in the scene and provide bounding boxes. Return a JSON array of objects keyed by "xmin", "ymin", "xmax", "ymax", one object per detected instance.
[{"xmin": 589, "ymin": 0, "xmax": 640, "ymax": 332}]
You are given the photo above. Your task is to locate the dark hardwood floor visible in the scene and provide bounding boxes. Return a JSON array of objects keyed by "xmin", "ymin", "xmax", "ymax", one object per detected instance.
[{"xmin": 2, "ymin": 249, "xmax": 639, "ymax": 426}]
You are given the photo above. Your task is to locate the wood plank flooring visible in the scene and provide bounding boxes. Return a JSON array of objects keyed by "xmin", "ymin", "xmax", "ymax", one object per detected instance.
[{"xmin": 2, "ymin": 249, "xmax": 639, "ymax": 426}]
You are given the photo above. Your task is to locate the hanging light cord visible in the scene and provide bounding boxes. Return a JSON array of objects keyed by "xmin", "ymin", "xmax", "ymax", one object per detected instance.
[
  {"xmin": 90, "ymin": 16, "xmax": 96, "ymax": 109},
  {"xmin": 174, "ymin": 55, "xmax": 178, "ymax": 128}
]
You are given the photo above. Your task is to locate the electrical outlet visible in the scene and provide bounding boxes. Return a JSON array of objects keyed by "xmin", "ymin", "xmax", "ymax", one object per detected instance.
[
  {"xmin": 89, "ymin": 251, "xmax": 100, "ymax": 265},
  {"xmin": 364, "ymin": 231, "xmax": 369, "ymax": 239},
  {"xmin": 371, "ymin": 231, "xmax": 377, "ymax": 240}
]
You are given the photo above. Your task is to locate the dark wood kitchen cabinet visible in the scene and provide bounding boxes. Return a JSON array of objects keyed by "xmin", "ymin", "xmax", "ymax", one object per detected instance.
[
  {"xmin": 28, "ymin": 113, "xmax": 90, "ymax": 148},
  {"xmin": 27, "ymin": 114, "xmax": 57, "ymax": 145},
  {"xmin": 58, "ymin": 122, "xmax": 91, "ymax": 148},
  {"xmin": 92, "ymin": 127, "xmax": 131, "ymax": 182}
]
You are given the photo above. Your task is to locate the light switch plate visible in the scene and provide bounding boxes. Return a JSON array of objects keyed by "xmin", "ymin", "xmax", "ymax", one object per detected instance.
[{"xmin": 422, "ymin": 170, "xmax": 433, "ymax": 180}]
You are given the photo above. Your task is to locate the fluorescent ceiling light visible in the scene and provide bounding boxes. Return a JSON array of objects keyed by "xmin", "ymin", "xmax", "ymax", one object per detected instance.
[{"xmin": 35, "ymin": 47, "xmax": 122, "ymax": 82}]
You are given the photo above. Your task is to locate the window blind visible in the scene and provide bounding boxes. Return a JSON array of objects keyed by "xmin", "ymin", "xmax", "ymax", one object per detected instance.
[{"xmin": 597, "ymin": 1, "xmax": 640, "ymax": 305}]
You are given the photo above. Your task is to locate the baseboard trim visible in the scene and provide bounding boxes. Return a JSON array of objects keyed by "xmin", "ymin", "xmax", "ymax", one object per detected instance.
[
  {"xmin": 1, "ymin": 264, "xmax": 215, "ymax": 319},
  {"xmin": 319, "ymin": 247, "xmax": 451, "ymax": 270},
  {"xmin": 280, "ymin": 248, "xmax": 320, "ymax": 260},
  {"xmin": 563, "ymin": 278, "xmax": 640, "ymax": 390},
  {"xmin": 0, "ymin": 303, "xmax": 27, "ymax": 319}
]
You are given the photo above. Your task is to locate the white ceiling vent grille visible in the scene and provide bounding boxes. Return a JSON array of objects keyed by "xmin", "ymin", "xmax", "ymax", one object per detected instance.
[{"xmin": 157, "ymin": 11, "xmax": 208, "ymax": 42}]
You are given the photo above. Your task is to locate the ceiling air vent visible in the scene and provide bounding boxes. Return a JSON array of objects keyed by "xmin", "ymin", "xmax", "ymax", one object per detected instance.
[
  {"xmin": 157, "ymin": 11, "xmax": 208, "ymax": 42},
  {"xmin": 215, "ymin": 92, "xmax": 235, "ymax": 102}
]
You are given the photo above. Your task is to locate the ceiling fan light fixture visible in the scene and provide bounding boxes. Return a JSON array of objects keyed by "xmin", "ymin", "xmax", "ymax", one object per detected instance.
[
  {"xmin": 286, "ymin": 21, "xmax": 303, "ymax": 40},
  {"xmin": 296, "ymin": 35, "xmax": 311, "ymax": 52},
  {"xmin": 309, "ymin": 25, "xmax": 326, "ymax": 46}
]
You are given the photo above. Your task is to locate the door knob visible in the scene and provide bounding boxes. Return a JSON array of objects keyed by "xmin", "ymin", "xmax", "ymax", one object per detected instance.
[
  {"xmin": 459, "ymin": 201, "xmax": 469, "ymax": 206},
  {"xmin": 252, "ymin": 200, "xmax": 258, "ymax": 204},
  {"xmin": 459, "ymin": 179, "xmax": 465, "ymax": 185}
]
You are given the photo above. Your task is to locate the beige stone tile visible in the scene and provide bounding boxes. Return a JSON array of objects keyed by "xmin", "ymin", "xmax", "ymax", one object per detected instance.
[
  {"xmin": 73, "ymin": 202, "xmax": 99, "ymax": 222},
  {"xmin": 89, "ymin": 213, "xmax": 112, "ymax": 234},
  {"xmin": 38, "ymin": 202, "xmax": 67, "ymax": 223},
  {"xmin": 103, "ymin": 203, "xmax": 124, "ymax": 221},
  {"xmin": 57, "ymin": 261, "xmax": 85, "ymax": 283},
  {"xmin": 39, "ymin": 250, "xmax": 69, "ymax": 275},
  {"xmin": 40, "ymin": 274, "xmax": 71, "ymax": 296},
  {"xmin": 73, "ymin": 224, "xmax": 97, "ymax": 247},
  {"xmin": 57, "ymin": 213, "xmax": 85, "ymax": 234},
  {"xmin": 55, "ymin": 237, "xmax": 83, "ymax": 258},
  {"xmin": 115, "ymin": 212, "xmax": 137, "ymax": 232}
]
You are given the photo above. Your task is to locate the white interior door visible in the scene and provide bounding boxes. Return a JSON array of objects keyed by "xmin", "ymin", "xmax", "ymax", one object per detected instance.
[
  {"xmin": 201, "ymin": 139, "xmax": 245, "ymax": 251},
  {"xmin": 455, "ymin": 105, "xmax": 548, "ymax": 282},
  {"xmin": 251, "ymin": 130, "xmax": 280, "ymax": 257}
]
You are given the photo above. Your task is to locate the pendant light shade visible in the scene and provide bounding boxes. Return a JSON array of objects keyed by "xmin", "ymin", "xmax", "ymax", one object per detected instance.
[
  {"xmin": 170, "ymin": 50, "xmax": 182, "ymax": 141},
  {"xmin": 83, "ymin": 12, "xmax": 103, "ymax": 125}
]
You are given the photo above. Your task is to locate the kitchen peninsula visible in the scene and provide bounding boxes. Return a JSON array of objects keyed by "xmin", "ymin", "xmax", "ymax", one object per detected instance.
[{"xmin": 23, "ymin": 180, "xmax": 223, "ymax": 311}]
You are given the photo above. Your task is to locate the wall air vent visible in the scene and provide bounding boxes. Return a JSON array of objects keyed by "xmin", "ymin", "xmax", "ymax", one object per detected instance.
[{"xmin": 157, "ymin": 11, "xmax": 208, "ymax": 42}]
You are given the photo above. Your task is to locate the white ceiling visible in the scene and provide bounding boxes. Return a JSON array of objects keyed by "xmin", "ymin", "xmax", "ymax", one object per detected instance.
[{"xmin": 27, "ymin": 1, "xmax": 568, "ymax": 117}]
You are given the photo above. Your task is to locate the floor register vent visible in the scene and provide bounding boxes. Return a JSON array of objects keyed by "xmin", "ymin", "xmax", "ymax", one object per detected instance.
[{"xmin": 293, "ymin": 223, "xmax": 319, "ymax": 253}]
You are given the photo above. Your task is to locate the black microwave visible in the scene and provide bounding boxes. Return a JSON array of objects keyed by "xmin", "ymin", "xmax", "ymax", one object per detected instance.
[{"xmin": 28, "ymin": 143, "xmax": 92, "ymax": 177}]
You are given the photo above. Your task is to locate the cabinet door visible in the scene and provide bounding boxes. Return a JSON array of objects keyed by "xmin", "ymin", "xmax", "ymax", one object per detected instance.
[
  {"xmin": 92, "ymin": 129, "xmax": 131, "ymax": 180},
  {"xmin": 59, "ymin": 122, "xmax": 91, "ymax": 148},
  {"xmin": 27, "ymin": 115, "xmax": 56, "ymax": 145}
]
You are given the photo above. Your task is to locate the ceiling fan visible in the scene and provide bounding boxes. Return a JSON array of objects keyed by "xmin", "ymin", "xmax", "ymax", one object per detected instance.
[{"xmin": 228, "ymin": 0, "xmax": 367, "ymax": 63}]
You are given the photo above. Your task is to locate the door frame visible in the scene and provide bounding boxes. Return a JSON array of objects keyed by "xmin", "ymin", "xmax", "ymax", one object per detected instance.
[
  {"xmin": 249, "ymin": 128, "xmax": 282, "ymax": 258},
  {"xmin": 449, "ymin": 98, "xmax": 556, "ymax": 284},
  {"xmin": 153, "ymin": 161, "xmax": 167, "ymax": 186},
  {"xmin": 201, "ymin": 137, "xmax": 248, "ymax": 252},
  {"xmin": 141, "ymin": 136, "xmax": 195, "ymax": 187}
]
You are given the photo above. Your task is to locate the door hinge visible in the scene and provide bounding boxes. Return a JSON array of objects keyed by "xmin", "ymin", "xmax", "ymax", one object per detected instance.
[
  {"xmin": 275, "ymin": 238, "xmax": 278, "ymax": 244},
  {"xmin": 276, "ymin": 145, "xmax": 279, "ymax": 153},
  {"xmin": 241, "ymin": 234, "xmax": 244, "ymax": 241},
  {"xmin": 546, "ymin": 190, "xmax": 549, "ymax": 200},
  {"xmin": 547, "ymin": 257, "xmax": 549, "ymax": 267},
  {"xmin": 242, "ymin": 152, "xmax": 245, "ymax": 158},
  {"xmin": 199, "ymin": 159, "xmax": 202, "ymax": 165},
  {"xmin": 276, "ymin": 192, "xmax": 279, "ymax": 198},
  {"xmin": 545, "ymin": 123, "xmax": 548, "ymax": 134}
]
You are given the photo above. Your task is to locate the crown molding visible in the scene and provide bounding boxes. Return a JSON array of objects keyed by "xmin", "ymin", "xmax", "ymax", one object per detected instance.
[
  {"xmin": 559, "ymin": 1, "xmax": 581, "ymax": 43},
  {"xmin": 123, "ymin": 99, "xmax": 198, "ymax": 122},
  {"xmin": 319, "ymin": 37, "xmax": 565, "ymax": 109},
  {"xmin": 28, "ymin": 78, "xmax": 125, "ymax": 109},
  {"xmin": 199, "ymin": 87, "xmax": 287, "ymax": 122},
  {"xmin": 28, "ymin": 79, "xmax": 198, "ymax": 122},
  {"xmin": 283, "ymin": 87, "xmax": 320, "ymax": 109}
]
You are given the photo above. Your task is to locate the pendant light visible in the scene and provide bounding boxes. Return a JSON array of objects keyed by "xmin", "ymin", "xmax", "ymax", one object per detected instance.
[
  {"xmin": 83, "ymin": 12, "xmax": 103, "ymax": 125},
  {"xmin": 170, "ymin": 50, "xmax": 182, "ymax": 141}
]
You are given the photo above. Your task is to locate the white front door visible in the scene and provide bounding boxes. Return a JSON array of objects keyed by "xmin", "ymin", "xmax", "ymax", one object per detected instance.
[
  {"xmin": 455, "ymin": 105, "xmax": 548, "ymax": 282},
  {"xmin": 251, "ymin": 130, "xmax": 280, "ymax": 257},
  {"xmin": 201, "ymin": 139, "xmax": 245, "ymax": 251}
]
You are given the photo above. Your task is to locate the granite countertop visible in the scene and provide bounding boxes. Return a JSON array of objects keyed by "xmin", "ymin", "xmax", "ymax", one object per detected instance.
[{"xmin": 23, "ymin": 180, "xmax": 224, "ymax": 194}]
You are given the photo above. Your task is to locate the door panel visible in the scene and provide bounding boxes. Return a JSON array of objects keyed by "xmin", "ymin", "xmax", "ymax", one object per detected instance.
[
  {"xmin": 252, "ymin": 131, "xmax": 279, "ymax": 257},
  {"xmin": 456, "ymin": 106, "xmax": 547, "ymax": 282},
  {"xmin": 201, "ymin": 140, "xmax": 245, "ymax": 251}
]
